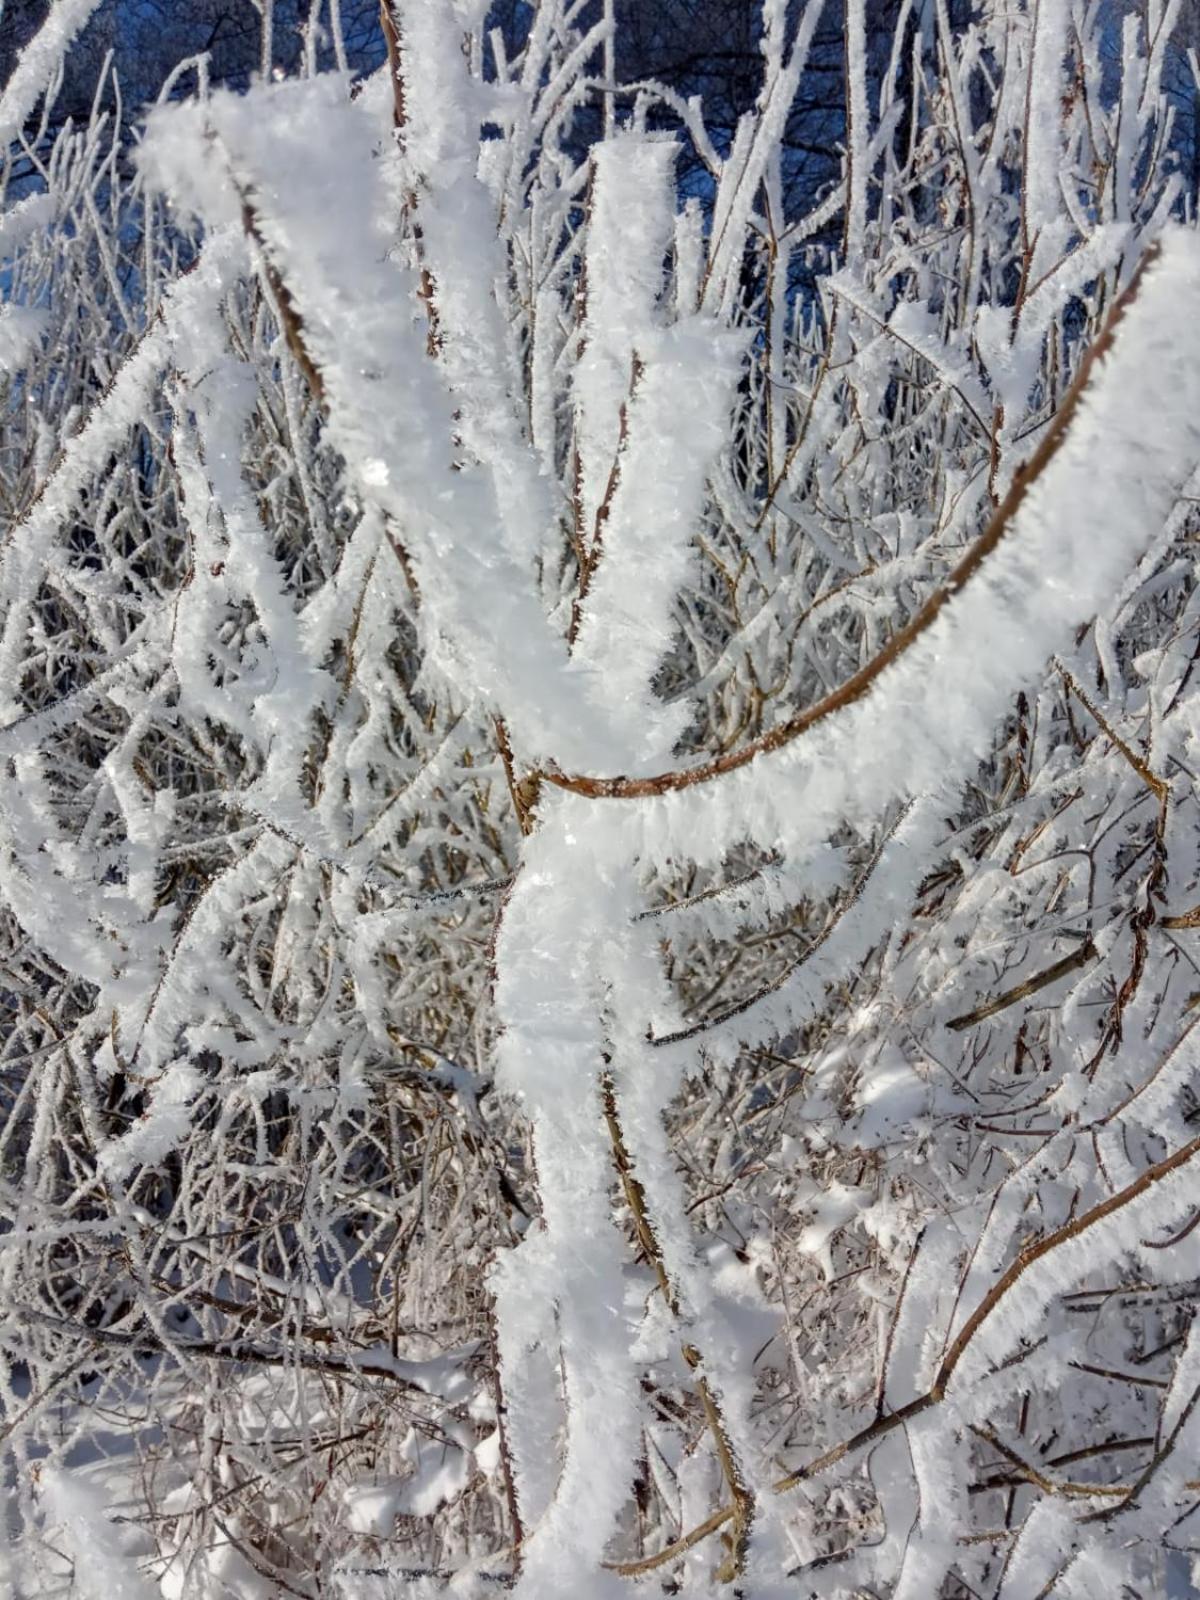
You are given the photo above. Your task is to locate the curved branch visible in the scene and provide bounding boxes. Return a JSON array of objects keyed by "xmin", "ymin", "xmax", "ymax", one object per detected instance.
[{"xmin": 546, "ymin": 247, "xmax": 1160, "ymax": 802}]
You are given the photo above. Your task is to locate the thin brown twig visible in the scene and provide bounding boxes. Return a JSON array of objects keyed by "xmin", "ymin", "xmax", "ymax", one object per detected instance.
[
  {"xmin": 946, "ymin": 939, "xmax": 1098, "ymax": 1031},
  {"xmin": 1056, "ymin": 664, "xmax": 1168, "ymax": 805}
]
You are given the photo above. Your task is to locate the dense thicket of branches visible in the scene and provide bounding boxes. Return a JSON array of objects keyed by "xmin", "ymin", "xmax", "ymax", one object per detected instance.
[{"xmin": 3, "ymin": 2, "xmax": 1200, "ymax": 1597}]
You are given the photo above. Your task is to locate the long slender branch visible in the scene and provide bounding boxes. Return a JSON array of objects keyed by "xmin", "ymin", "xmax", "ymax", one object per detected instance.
[
  {"xmin": 11, "ymin": 1307, "xmax": 442, "ymax": 1393},
  {"xmin": 600, "ymin": 1074, "xmax": 755, "ymax": 1577},
  {"xmin": 650, "ymin": 800, "xmax": 914, "ymax": 1047}
]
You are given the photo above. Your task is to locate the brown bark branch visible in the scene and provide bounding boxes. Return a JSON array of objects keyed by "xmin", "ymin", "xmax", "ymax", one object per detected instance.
[
  {"xmin": 240, "ymin": 198, "xmax": 327, "ymax": 408},
  {"xmin": 946, "ymin": 939, "xmax": 1098, "ymax": 1032},
  {"xmin": 545, "ymin": 246, "xmax": 1161, "ymax": 802}
]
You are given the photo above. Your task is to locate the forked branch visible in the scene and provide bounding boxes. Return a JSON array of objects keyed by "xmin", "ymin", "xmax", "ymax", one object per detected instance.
[{"xmin": 547, "ymin": 248, "xmax": 1161, "ymax": 801}]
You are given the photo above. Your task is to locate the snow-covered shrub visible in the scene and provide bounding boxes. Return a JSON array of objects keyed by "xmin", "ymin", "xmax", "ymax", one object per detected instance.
[{"xmin": 3, "ymin": 3, "xmax": 1200, "ymax": 1597}]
